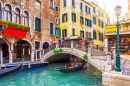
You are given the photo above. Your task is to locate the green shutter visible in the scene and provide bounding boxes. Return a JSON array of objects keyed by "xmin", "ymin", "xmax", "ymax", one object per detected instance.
[
  {"xmin": 62, "ymin": 14, "xmax": 64, "ymax": 22},
  {"xmin": 90, "ymin": 20, "xmax": 92, "ymax": 27},
  {"xmin": 74, "ymin": 13, "xmax": 76, "ymax": 22},
  {"xmin": 55, "ymin": 27, "xmax": 57, "ymax": 35},
  {"xmin": 72, "ymin": 13, "xmax": 73, "ymax": 21},
  {"xmin": 93, "ymin": 31, "xmax": 94, "ymax": 39},
  {"xmin": 50, "ymin": 23, "xmax": 53, "ymax": 34},
  {"xmin": 95, "ymin": 17, "xmax": 96, "ymax": 24},
  {"xmin": 95, "ymin": 31, "xmax": 97, "ymax": 40},
  {"xmin": 62, "ymin": 29, "xmax": 64, "ymax": 37},
  {"xmin": 35, "ymin": 17, "xmax": 38, "ymax": 31},
  {"xmin": 39, "ymin": 18, "xmax": 41, "ymax": 32},
  {"xmin": 80, "ymin": 16, "xmax": 81, "ymax": 24},
  {"xmin": 58, "ymin": 28, "xmax": 61, "ymax": 36},
  {"xmin": 83, "ymin": 31, "xmax": 84, "ymax": 38},
  {"xmin": 66, "ymin": 13, "xmax": 67, "ymax": 22}
]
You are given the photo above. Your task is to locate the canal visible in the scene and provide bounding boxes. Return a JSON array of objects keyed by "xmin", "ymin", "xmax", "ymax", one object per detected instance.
[{"xmin": 0, "ymin": 62, "xmax": 102, "ymax": 86}]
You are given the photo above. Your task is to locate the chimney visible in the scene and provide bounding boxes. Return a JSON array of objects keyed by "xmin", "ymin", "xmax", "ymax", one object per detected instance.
[
  {"xmin": 128, "ymin": 0, "xmax": 130, "ymax": 20},
  {"xmin": 102, "ymin": 2, "xmax": 106, "ymax": 11}
]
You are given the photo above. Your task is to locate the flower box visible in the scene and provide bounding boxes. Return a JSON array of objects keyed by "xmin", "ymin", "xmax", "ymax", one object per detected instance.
[
  {"xmin": 0, "ymin": 22, "xmax": 3, "ymax": 25},
  {"xmin": 12, "ymin": 26, "xmax": 17, "ymax": 29},
  {"xmin": 24, "ymin": 28, "xmax": 28, "ymax": 31}
]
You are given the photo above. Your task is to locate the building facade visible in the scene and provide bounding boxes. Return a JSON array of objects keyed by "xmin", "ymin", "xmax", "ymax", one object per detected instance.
[
  {"xmin": 90, "ymin": 1, "xmax": 110, "ymax": 46},
  {"xmin": 60, "ymin": 0, "xmax": 110, "ymax": 46},
  {"xmin": 0, "ymin": 0, "xmax": 60, "ymax": 64}
]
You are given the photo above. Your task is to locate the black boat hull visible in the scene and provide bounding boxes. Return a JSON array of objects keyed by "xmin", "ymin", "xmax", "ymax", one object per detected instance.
[{"xmin": 55, "ymin": 64, "xmax": 85, "ymax": 73}]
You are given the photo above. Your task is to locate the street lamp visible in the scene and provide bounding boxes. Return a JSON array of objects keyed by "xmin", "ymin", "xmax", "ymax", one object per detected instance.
[{"xmin": 115, "ymin": 5, "xmax": 121, "ymax": 72}]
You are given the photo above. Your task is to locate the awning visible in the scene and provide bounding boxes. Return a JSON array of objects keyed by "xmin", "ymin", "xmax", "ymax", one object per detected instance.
[{"xmin": 4, "ymin": 28, "xmax": 26, "ymax": 38}]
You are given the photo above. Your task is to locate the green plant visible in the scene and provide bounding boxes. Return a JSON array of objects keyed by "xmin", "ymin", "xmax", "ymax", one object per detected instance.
[
  {"xmin": 53, "ymin": 48, "xmax": 64, "ymax": 54},
  {"xmin": 83, "ymin": 55, "xmax": 88, "ymax": 60}
]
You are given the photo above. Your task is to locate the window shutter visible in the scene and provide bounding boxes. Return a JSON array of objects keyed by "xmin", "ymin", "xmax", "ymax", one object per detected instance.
[
  {"xmin": 93, "ymin": 16, "xmax": 94, "ymax": 24},
  {"xmin": 95, "ymin": 31, "xmax": 97, "ymax": 40},
  {"xmin": 85, "ymin": 19, "xmax": 86, "ymax": 26},
  {"xmin": 93, "ymin": 31, "xmax": 94, "ymax": 39},
  {"xmin": 58, "ymin": 28, "xmax": 61, "ymax": 36},
  {"xmin": 103, "ymin": 22, "xmax": 104, "ymax": 28},
  {"xmin": 55, "ymin": 27, "xmax": 57, "ymax": 35},
  {"xmin": 35, "ymin": 17, "xmax": 38, "ymax": 31},
  {"xmin": 50, "ymin": 23, "xmax": 53, "ymax": 34},
  {"xmin": 39, "ymin": 18, "xmax": 41, "ymax": 32},
  {"xmin": 80, "ymin": 16, "xmax": 81, "ymax": 24},
  {"xmin": 95, "ymin": 17, "xmax": 96, "ymax": 24},
  {"xmin": 74, "ymin": 13, "xmax": 76, "ymax": 22},
  {"xmin": 82, "ymin": 17, "xmax": 84, "ymax": 24},
  {"xmin": 62, "ymin": 29, "xmax": 64, "ymax": 37},
  {"xmin": 72, "ymin": 13, "xmax": 73, "ymax": 21},
  {"xmin": 66, "ymin": 13, "xmax": 67, "ymax": 22},
  {"xmin": 90, "ymin": 20, "xmax": 92, "ymax": 27},
  {"xmin": 62, "ymin": 14, "xmax": 64, "ymax": 22}
]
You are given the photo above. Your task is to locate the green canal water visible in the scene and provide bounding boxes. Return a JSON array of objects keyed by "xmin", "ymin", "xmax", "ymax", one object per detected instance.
[{"xmin": 0, "ymin": 62, "xmax": 102, "ymax": 86}]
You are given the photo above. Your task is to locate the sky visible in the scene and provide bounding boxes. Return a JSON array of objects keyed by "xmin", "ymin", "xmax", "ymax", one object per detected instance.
[{"xmin": 86, "ymin": 0, "xmax": 128, "ymax": 23}]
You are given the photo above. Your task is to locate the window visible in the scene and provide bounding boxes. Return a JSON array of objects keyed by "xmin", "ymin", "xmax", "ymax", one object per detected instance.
[
  {"xmin": 14, "ymin": 8, "xmax": 20, "ymax": 24},
  {"xmin": 72, "ymin": 29, "xmax": 75, "ymax": 36},
  {"xmin": 55, "ymin": 6, "xmax": 58, "ymax": 11},
  {"xmin": 55, "ymin": 19, "xmax": 58, "ymax": 24},
  {"xmin": 98, "ymin": 19, "xmax": 100, "ymax": 26},
  {"xmin": 50, "ymin": 22, "xmax": 53, "ymax": 35},
  {"xmin": 0, "ymin": 3, "xmax": 1, "ymax": 19},
  {"xmin": 88, "ymin": 7, "xmax": 91, "ymax": 14},
  {"xmin": 80, "ymin": 16, "xmax": 84, "ymax": 24},
  {"xmin": 24, "ymin": 11, "xmax": 29, "ymax": 25},
  {"xmin": 63, "ymin": 0, "xmax": 66, "ymax": 7},
  {"xmin": 35, "ymin": 17, "xmax": 41, "ymax": 32},
  {"xmin": 86, "ymin": 32, "xmax": 91, "ymax": 38},
  {"xmin": 85, "ymin": 6, "xmax": 87, "ymax": 13},
  {"xmin": 35, "ymin": 42, "xmax": 40, "ymax": 49},
  {"xmin": 55, "ymin": 27, "xmax": 61, "ymax": 36},
  {"xmin": 72, "ymin": 0, "xmax": 75, "ymax": 6},
  {"xmin": 4, "ymin": 4, "xmax": 11, "ymax": 21},
  {"xmin": 93, "ymin": 16, "xmax": 96, "ymax": 24},
  {"xmin": 62, "ymin": 29, "xmax": 67, "ymax": 37},
  {"xmin": 80, "ymin": 31, "xmax": 84, "ymax": 38},
  {"xmin": 62, "ymin": 13, "xmax": 67, "ymax": 22},
  {"xmin": 102, "ymin": 33, "xmax": 104, "ymax": 41},
  {"xmin": 80, "ymin": 3, "xmax": 83, "ymax": 10},
  {"xmin": 93, "ymin": 31, "xmax": 96, "ymax": 40},
  {"xmin": 85, "ymin": 18, "xmax": 92, "ymax": 27},
  {"xmin": 93, "ymin": 6, "xmax": 95, "ymax": 13},
  {"xmin": 72, "ymin": 13, "xmax": 76, "ymax": 22},
  {"xmin": 50, "ymin": 0, "xmax": 53, "ymax": 8},
  {"xmin": 99, "ymin": 33, "xmax": 101, "ymax": 41}
]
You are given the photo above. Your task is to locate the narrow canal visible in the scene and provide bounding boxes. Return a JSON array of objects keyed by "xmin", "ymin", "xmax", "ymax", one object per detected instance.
[{"xmin": 0, "ymin": 62, "xmax": 102, "ymax": 86}]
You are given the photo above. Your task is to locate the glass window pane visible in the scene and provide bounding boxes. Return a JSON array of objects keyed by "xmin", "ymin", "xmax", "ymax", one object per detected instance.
[
  {"xmin": 8, "ymin": 12, "xmax": 11, "ymax": 21},
  {"xmin": 25, "ymin": 18, "xmax": 28, "ymax": 25},
  {"xmin": 4, "ymin": 11, "xmax": 7, "ymax": 20},
  {"xmin": 15, "ymin": 8, "xmax": 20, "ymax": 14},
  {"xmin": 14, "ymin": 14, "xmax": 16, "ymax": 23},
  {"xmin": 17, "ymin": 15, "xmax": 20, "ymax": 24},
  {"xmin": 0, "ymin": 10, "xmax": 1, "ymax": 19},
  {"xmin": 5, "ymin": 5, "xmax": 11, "ymax": 11}
]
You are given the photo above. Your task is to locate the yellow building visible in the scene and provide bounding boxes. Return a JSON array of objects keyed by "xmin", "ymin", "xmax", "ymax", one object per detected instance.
[
  {"xmin": 89, "ymin": 1, "xmax": 110, "ymax": 46},
  {"xmin": 60, "ymin": 0, "xmax": 92, "ymax": 39},
  {"xmin": 60, "ymin": 0, "xmax": 110, "ymax": 46}
]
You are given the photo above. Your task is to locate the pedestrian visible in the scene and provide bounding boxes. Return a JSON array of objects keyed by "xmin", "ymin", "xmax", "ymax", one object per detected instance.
[{"xmin": 50, "ymin": 42, "xmax": 53, "ymax": 50}]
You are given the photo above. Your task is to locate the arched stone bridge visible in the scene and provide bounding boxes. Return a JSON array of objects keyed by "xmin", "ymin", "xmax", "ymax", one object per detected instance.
[
  {"xmin": 42, "ymin": 41, "xmax": 115, "ymax": 73},
  {"xmin": 43, "ymin": 48, "xmax": 87, "ymax": 61}
]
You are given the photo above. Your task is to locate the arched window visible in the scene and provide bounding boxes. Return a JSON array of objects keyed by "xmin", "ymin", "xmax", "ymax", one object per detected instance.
[
  {"xmin": 4, "ymin": 4, "xmax": 11, "ymax": 21},
  {"xmin": 14, "ymin": 8, "xmax": 20, "ymax": 24},
  {"xmin": 0, "ymin": 3, "xmax": 1, "ymax": 19},
  {"xmin": 24, "ymin": 11, "xmax": 29, "ymax": 25}
]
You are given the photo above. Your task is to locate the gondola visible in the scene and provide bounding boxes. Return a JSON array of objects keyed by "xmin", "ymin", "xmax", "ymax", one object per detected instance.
[
  {"xmin": 0, "ymin": 59, "xmax": 24, "ymax": 77},
  {"xmin": 55, "ymin": 62, "xmax": 86, "ymax": 73}
]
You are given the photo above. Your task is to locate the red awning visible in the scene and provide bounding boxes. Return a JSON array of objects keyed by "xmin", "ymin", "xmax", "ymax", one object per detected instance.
[{"xmin": 4, "ymin": 28, "xmax": 26, "ymax": 38}]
